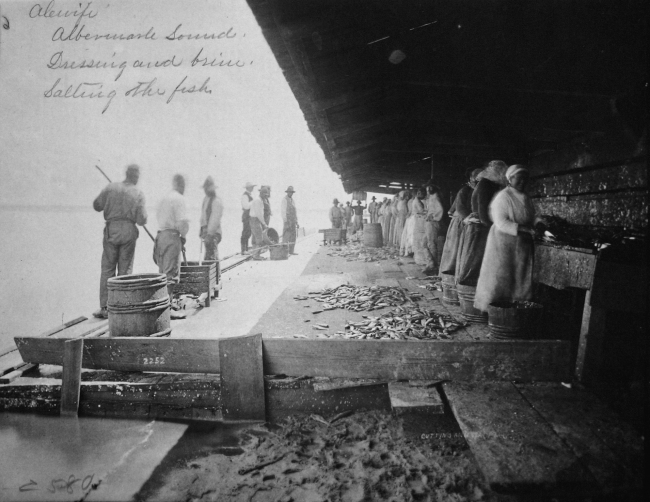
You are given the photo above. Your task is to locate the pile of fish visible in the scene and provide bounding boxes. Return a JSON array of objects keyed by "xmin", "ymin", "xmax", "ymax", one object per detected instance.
[
  {"xmin": 409, "ymin": 276, "xmax": 443, "ymax": 291},
  {"xmin": 326, "ymin": 243, "xmax": 400, "ymax": 262},
  {"xmin": 536, "ymin": 215, "xmax": 646, "ymax": 262},
  {"xmin": 295, "ymin": 285, "xmax": 423, "ymax": 312},
  {"xmin": 332, "ymin": 306, "xmax": 466, "ymax": 340}
]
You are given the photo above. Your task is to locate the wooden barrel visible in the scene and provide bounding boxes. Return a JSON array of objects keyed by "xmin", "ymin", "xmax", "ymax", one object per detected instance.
[
  {"xmin": 107, "ymin": 273, "xmax": 171, "ymax": 337},
  {"xmin": 487, "ymin": 301, "xmax": 543, "ymax": 339},
  {"xmin": 363, "ymin": 223, "xmax": 383, "ymax": 248},
  {"xmin": 441, "ymin": 273, "xmax": 459, "ymax": 306},
  {"xmin": 270, "ymin": 243, "xmax": 289, "ymax": 260},
  {"xmin": 456, "ymin": 284, "xmax": 488, "ymax": 323}
]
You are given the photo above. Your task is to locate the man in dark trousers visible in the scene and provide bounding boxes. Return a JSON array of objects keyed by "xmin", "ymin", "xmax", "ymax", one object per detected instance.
[
  {"xmin": 352, "ymin": 200, "xmax": 367, "ymax": 234},
  {"xmin": 281, "ymin": 186, "xmax": 299, "ymax": 255},
  {"xmin": 200, "ymin": 176, "xmax": 224, "ymax": 261},
  {"xmin": 240, "ymin": 182, "xmax": 255, "ymax": 254},
  {"xmin": 93, "ymin": 164, "xmax": 147, "ymax": 318}
]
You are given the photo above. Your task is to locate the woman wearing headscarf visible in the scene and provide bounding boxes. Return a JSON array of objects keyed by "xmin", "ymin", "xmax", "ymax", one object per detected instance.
[
  {"xmin": 439, "ymin": 168, "xmax": 482, "ymax": 275},
  {"xmin": 474, "ymin": 165, "xmax": 540, "ymax": 311},
  {"xmin": 455, "ymin": 160, "xmax": 508, "ymax": 287},
  {"xmin": 391, "ymin": 191, "xmax": 407, "ymax": 248},
  {"xmin": 412, "ymin": 187, "xmax": 436, "ymax": 268},
  {"xmin": 400, "ymin": 191, "xmax": 416, "ymax": 256}
]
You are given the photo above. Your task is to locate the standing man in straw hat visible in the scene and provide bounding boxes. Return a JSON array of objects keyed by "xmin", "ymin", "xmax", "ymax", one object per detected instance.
[
  {"xmin": 281, "ymin": 186, "xmax": 299, "ymax": 255},
  {"xmin": 368, "ymin": 196, "xmax": 378, "ymax": 223},
  {"xmin": 92, "ymin": 164, "xmax": 147, "ymax": 319},
  {"xmin": 329, "ymin": 198, "xmax": 343, "ymax": 228},
  {"xmin": 241, "ymin": 182, "xmax": 256, "ymax": 254},
  {"xmin": 200, "ymin": 176, "xmax": 224, "ymax": 261}
]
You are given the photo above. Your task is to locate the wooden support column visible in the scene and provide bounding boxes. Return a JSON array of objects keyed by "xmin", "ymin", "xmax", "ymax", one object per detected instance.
[
  {"xmin": 60, "ymin": 338, "xmax": 84, "ymax": 417},
  {"xmin": 574, "ymin": 289, "xmax": 607, "ymax": 383},
  {"xmin": 219, "ymin": 333, "xmax": 265, "ymax": 422}
]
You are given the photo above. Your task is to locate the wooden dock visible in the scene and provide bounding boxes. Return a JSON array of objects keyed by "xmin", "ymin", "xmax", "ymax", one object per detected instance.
[{"xmin": 0, "ymin": 243, "xmax": 643, "ymax": 499}]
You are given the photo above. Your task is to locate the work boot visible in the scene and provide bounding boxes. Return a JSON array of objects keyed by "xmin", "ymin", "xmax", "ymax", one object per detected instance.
[{"xmin": 93, "ymin": 307, "xmax": 108, "ymax": 319}]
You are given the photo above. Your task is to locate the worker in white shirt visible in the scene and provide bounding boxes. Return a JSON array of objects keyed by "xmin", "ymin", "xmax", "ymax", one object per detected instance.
[
  {"xmin": 154, "ymin": 174, "xmax": 190, "ymax": 298},
  {"xmin": 424, "ymin": 183, "xmax": 444, "ymax": 274},
  {"xmin": 249, "ymin": 186, "xmax": 273, "ymax": 260},
  {"xmin": 368, "ymin": 196, "xmax": 378, "ymax": 223},
  {"xmin": 240, "ymin": 182, "xmax": 256, "ymax": 254},
  {"xmin": 281, "ymin": 186, "xmax": 299, "ymax": 255}
]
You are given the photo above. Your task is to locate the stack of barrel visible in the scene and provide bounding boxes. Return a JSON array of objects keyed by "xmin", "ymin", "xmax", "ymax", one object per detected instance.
[{"xmin": 107, "ymin": 273, "xmax": 171, "ymax": 337}]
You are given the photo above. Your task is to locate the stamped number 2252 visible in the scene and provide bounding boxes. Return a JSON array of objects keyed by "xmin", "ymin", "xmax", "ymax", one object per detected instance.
[{"xmin": 143, "ymin": 356, "xmax": 165, "ymax": 365}]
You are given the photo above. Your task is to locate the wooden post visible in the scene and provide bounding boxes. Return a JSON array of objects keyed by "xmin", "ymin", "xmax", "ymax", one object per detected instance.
[
  {"xmin": 205, "ymin": 274, "xmax": 211, "ymax": 307},
  {"xmin": 60, "ymin": 338, "xmax": 84, "ymax": 417},
  {"xmin": 575, "ymin": 290, "xmax": 607, "ymax": 383},
  {"xmin": 219, "ymin": 333, "xmax": 265, "ymax": 421}
]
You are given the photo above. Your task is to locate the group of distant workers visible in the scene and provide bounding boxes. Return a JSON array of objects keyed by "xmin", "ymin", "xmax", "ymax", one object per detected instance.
[
  {"xmin": 328, "ymin": 199, "xmax": 367, "ymax": 233},
  {"xmin": 92, "ymin": 164, "xmax": 299, "ymax": 319}
]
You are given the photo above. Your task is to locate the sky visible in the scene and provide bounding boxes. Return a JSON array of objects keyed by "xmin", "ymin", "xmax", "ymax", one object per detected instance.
[{"xmin": 0, "ymin": 0, "xmax": 349, "ymax": 222}]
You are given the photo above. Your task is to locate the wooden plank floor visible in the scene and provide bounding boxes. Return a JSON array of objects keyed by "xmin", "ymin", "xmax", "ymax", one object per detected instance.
[
  {"xmin": 249, "ymin": 245, "xmax": 570, "ymax": 382},
  {"xmin": 250, "ymin": 244, "xmax": 493, "ymax": 341},
  {"xmin": 444, "ymin": 381, "xmax": 643, "ymax": 497}
]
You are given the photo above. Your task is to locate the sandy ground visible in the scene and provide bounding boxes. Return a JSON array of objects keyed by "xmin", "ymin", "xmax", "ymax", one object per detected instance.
[{"xmin": 137, "ymin": 410, "xmax": 492, "ymax": 502}]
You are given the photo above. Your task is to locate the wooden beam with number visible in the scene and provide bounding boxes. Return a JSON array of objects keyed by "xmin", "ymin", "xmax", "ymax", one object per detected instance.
[
  {"xmin": 15, "ymin": 336, "xmax": 571, "ymax": 382},
  {"xmin": 15, "ymin": 337, "xmax": 221, "ymax": 374}
]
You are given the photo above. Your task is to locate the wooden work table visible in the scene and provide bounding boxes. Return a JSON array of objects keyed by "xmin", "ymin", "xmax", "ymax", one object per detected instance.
[{"xmin": 533, "ymin": 242, "xmax": 647, "ymax": 382}]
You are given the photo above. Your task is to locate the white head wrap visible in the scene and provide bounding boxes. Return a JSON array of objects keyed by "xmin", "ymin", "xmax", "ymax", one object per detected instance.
[
  {"xmin": 506, "ymin": 164, "xmax": 528, "ymax": 182},
  {"xmin": 477, "ymin": 160, "xmax": 508, "ymax": 186}
]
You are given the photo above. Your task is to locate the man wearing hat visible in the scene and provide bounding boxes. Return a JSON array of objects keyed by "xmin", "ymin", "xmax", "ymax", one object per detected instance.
[
  {"xmin": 281, "ymin": 186, "xmax": 299, "ymax": 255},
  {"xmin": 329, "ymin": 198, "xmax": 343, "ymax": 229},
  {"xmin": 200, "ymin": 176, "xmax": 224, "ymax": 261},
  {"xmin": 368, "ymin": 196, "xmax": 378, "ymax": 224},
  {"xmin": 92, "ymin": 164, "xmax": 147, "ymax": 319},
  {"xmin": 249, "ymin": 186, "xmax": 273, "ymax": 260},
  {"xmin": 240, "ymin": 182, "xmax": 256, "ymax": 254},
  {"xmin": 344, "ymin": 201, "xmax": 353, "ymax": 230}
]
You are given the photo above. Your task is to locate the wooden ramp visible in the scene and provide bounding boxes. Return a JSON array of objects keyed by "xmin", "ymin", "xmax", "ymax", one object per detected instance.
[{"xmin": 444, "ymin": 381, "xmax": 643, "ymax": 497}]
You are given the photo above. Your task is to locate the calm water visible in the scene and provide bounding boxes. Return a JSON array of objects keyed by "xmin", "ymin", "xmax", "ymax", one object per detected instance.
[{"xmin": 0, "ymin": 205, "xmax": 323, "ymax": 352}]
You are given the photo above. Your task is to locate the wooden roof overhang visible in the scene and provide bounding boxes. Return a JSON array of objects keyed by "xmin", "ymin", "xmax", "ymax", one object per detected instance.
[{"xmin": 246, "ymin": 0, "xmax": 647, "ymax": 194}]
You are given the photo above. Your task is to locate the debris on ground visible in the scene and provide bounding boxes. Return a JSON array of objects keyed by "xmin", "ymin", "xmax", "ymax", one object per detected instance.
[
  {"xmin": 142, "ymin": 410, "xmax": 489, "ymax": 502},
  {"xmin": 326, "ymin": 242, "xmax": 401, "ymax": 262},
  {"xmin": 306, "ymin": 285, "xmax": 424, "ymax": 312}
]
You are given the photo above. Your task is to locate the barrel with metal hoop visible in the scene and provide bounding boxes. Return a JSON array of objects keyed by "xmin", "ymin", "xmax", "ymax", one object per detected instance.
[
  {"xmin": 107, "ymin": 273, "xmax": 171, "ymax": 337},
  {"xmin": 487, "ymin": 301, "xmax": 543, "ymax": 339},
  {"xmin": 456, "ymin": 284, "xmax": 488, "ymax": 323},
  {"xmin": 441, "ymin": 273, "xmax": 459, "ymax": 306},
  {"xmin": 362, "ymin": 223, "xmax": 383, "ymax": 248}
]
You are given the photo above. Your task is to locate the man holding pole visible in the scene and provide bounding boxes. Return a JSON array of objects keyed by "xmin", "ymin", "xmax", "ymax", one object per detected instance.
[
  {"xmin": 154, "ymin": 174, "xmax": 190, "ymax": 299},
  {"xmin": 92, "ymin": 164, "xmax": 148, "ymax": 319}
]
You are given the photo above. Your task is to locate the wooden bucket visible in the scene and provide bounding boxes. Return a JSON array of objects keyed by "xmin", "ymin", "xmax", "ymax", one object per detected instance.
[
  {"xmin": 362, "ymin": 223, "xmax": 383, "ymax": 248},
  {"xmin": 270, "ymin": 243, "xmax": 289, "ymax": 260},
  {"xmin": 107, "ymin": 273, "xmax": 171, "ymax": 337},
  {"xmin": 441, "ymin": 273, "xmax": 459, "ymax": 306},
  {"xmin": 487, "ymin": 301, "xmax": 543, "ymax": 339},
  {"xmin": 456, "ymin": 284, "xmax": 488, "ymax": 323}
]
